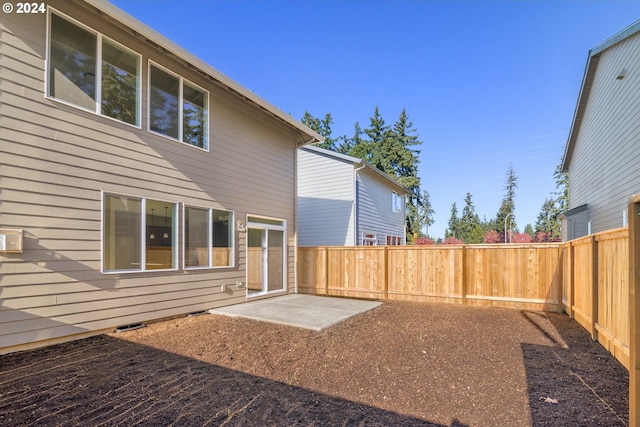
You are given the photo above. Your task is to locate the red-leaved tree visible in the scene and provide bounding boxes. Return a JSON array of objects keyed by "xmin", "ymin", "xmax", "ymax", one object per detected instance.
[
  {"xmin": 415, "ymin": 236, "xmax": 434, "ymax": 245},
  {"xmin": 443, "ymin": 236, "xmax": 465, "ymax": 244},
  {"xmin": 483, "ymin": 230, "xmax": 501, "ymax": 244},
  {"xmin": 512, "ymin": 232, "xmax": 533, "ymax": 243}
]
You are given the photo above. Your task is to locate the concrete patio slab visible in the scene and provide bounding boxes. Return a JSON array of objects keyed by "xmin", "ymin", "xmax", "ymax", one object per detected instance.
[{"xmin": 209, "ymin": 294, "xmax": 381, "ymax": 331}]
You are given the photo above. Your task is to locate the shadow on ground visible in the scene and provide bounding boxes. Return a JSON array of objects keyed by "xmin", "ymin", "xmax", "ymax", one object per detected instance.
[
  {"xmin": 521, "ymin": 311, "xmax": 628, "ymax": 426},
  {"xmin": 0, "ymin": 335, "xmax": 467, "ymax": 426}
]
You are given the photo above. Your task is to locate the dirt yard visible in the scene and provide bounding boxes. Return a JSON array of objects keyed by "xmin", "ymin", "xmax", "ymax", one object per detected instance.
[{"xmin": 0, "ymin": 301, "xmax": 629, "ymax": 426}]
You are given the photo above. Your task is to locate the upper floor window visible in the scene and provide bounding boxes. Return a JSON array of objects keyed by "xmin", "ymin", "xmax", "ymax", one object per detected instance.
[
  {"xmin": 47, "ymin": 11, "xmax": 141, "ymax": 126},
  {"xmin": 149, "ymin": 63, "xmax": 209, "ymax": 150},
  {"xmin": 392, "ymin": 192, "xmax": 403, "ymax": 213}
]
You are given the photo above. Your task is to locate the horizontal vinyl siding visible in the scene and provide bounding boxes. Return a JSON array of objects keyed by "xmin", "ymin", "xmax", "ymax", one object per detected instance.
[
  {"xmin": 0, "ymin": 1, "xmax": 297, "ymax": 351},
  {"xmin": 569, "ymin": 32, "xmax": 640, "ymax": 234},
  {"xmin": 297, "ymin": 148, "xmax": 355, "ymax": 246},
  {"xmin": 356, "ymin": 169, "xmax": 405, "ymax": 244}
]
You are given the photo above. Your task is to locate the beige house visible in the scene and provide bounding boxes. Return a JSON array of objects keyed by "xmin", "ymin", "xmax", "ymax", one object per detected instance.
[
  {"xmin": 561, "ymin": 19, "xmax": 640, "ymax": 240},
  {"xmin": 0, "ymin": 0, "xmax": 320, "ymax": 353}
]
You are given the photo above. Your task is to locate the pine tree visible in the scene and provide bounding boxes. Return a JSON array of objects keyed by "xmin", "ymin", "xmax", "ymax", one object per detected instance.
[
  {"xmin": 495, "ymin": 164, "xmax": 518, "ymax": 236},
  {"xmin": 446, "ymin": 202, "xmax": 461, "ymax": 239},
  {"xmin": 301, "ymin": 111, "xmax": 339, "ymax": 150},
  {"xmin": 338, "ymin": 122, "xmax": 363, "ymax": 154},
  {"xmin": 422, "ymin": 190, "xmax": 435, "ymax": 238},
  {"xmin": 535, "ymin": 197, "xmax": 561, "ymax": 241},
  {"xmin": 349, "ymin": 106, "xmax": 387, "ymax": 165},
  {"xmin": 459, "ymin": 193, "xmax": 484, "ymax": 243},
  {"xmin": 553, "ymin": 160, "xmax": 569, "ymax": 213},
  {"xmin": 524, "ymin": 223, "xmax": 535, "ymax": 239},
  {"xmin": 390, "ymin": 109, "xmax": 423, "ymax": 242}
]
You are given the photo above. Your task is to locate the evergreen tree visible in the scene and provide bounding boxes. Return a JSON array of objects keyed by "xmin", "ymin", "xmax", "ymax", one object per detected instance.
[
  {"xmin": 524, "ymin": 223, "xmax": 535, "ymax": 239},
  {"xmin": 338, "ymin": 122, "xmax": 363, "ymax": 154},
  {"xmin": 349, "ymin": 106, "xmax": 387, "ymax": 165},
  {"xmin": 495, "ymin": 164, "xmax": 518, "ymax": 235},
  {"xmin": 390, "ymin": 109, "xmax": 423, "ymax": 242},
  {"xmin": 553, "ymin": 160, "xmax": 569, "ymax": 213},
  {"xmin": 459, "ymin": 193, "xmax": 484, "ymax": 243},
  {"xmin": 446, "ymin": 202, "xmax": 461, "ymax": 239},
  {"xmin": 422, "ymin": 190, "xmax": 435, "ymax": 238},
  {"xmin": 535, "ymin": 197, "xmax": 561, "ymax": 241},
  {"xmin": 301, "ymin": 111, "xmax": 339, "ymax": 150}
]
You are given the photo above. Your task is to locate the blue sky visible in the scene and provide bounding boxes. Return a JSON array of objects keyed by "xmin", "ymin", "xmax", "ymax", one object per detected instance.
[{"xmin": 112, "ymin": 0, "xmax": 640, "ymax": 239}]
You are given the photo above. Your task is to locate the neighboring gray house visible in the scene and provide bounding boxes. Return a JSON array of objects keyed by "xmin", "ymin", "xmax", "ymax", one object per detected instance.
[
  {"xmin": 561, "ymin": 19, "xmax": 640, "ymax": 240},
  {"xmin": 0, "ymin": 0, "xmax": 320, "ymax": 353},
  {"xmin": 297, "ymin": 145, "xmax": 409, "ymax": 246}
]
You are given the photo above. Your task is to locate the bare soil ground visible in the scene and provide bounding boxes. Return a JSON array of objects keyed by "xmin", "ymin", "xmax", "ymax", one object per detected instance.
[{"xmin": 0, "ymin": 301, "xmax": 629, "ymax": 426}]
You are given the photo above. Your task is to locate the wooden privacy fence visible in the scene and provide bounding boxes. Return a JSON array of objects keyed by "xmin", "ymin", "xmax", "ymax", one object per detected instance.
[
  {"xmin": 298, "ymin": 244, "xmax": 563, "ymax": 313},
  {"xmin": 299, "ymin": 227, "xmax": 630, "ymax": 369},
  {"xmin": 562, "ymin": 227, "xmax": 629, "ymax": 368}
]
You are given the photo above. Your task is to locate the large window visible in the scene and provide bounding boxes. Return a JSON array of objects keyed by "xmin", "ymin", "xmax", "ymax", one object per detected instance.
[
  {"xmin": 149, "ymin": 63, "xmax": 209, "ymax": 149},
  {"xmin": 103, "ymin": 195, "xmax": 177, "ymax": 272},
  {"xmin": 48, "ymin": 11, "xmax": 141, "ymax": 126},
  {"xmin": 185, "ymin": 207, "xmax": 233, "ymax": 268}
]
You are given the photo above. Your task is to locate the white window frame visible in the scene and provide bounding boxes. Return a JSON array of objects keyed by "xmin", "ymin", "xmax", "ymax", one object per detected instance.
[
  {"xmin": 183, "ymin": 205, "xmax": 235, "ymax": 269},
  {"xmin": 102, "ymin": 192, "xmax": 179, "ymax": 274},
  {"xmin": 392, "ymin": 192, "xmax": 403, "ymax": 213},
  {"xmin": 46, "ymin": 8, "xmax": 142, "ymax": 128},
  {"xmin": 246, "ymin": 215, "xmax": 287, "ymax": 297},
  {"xmin": 362, "ymin": 232, "xmax": 378, "ymax": 246},
  {"xmin": 148, "ymin": 61, "xmax": 209, "ymax": 151}
]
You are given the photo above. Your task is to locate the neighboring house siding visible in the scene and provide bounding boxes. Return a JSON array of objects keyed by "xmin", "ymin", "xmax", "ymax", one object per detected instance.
[
  {"xmin": 297, "ymin": 147, "xmax": 355, "ymax": 246},
  {"xmin": 356, "ymin": 169, "xmax": 406, "ymax": 245},
  {"xmin": 567, "ymin": 31, "xmax": 640, "ymax": 235},
  {"xmin": 0, "ymin": 1, "xmax": 302, "ymax": 351}
]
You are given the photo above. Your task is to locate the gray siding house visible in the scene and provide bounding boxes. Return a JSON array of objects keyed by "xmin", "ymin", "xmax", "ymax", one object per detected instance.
[
  {"xmin": 0, "ymin": 0, "xmax": 320, "ymax": 353},
  {"xmin": 297, "ymin": 145, "xmax": 408, "ymax": 246},
  {"xmin": 561, "ymin": 19, "xmax": 640, "ymax": 240}
]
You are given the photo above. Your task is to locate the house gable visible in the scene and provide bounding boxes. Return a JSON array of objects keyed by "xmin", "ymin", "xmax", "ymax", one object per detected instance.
[{"xmin": 561, "ymin": 19, "xmax": 640, "ymax": 237}]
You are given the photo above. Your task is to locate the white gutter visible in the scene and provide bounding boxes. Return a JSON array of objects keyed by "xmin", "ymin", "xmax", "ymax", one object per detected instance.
[{"xmin": 353, "ymin": 163, "xmax": 366, "ymax": 246}]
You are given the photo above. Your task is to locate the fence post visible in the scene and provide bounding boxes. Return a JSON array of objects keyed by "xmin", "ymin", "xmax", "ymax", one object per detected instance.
[
  {"xmin": 383, "ymin": 246, "xmax": 389, "ymax": 300},
  {"xmin": 629, "ymin": 195, "xmax": 640, "ymax": 426},
  {"xmin": 556, "ymin": 245, "xmax": 563, "ymax": 314},
  {"xmin": 567, "ymin": 242, "xmax": 575, "ymax": 318},
  {"xmin": 590, "ymin": 235, "xmax": 599, "ymax": 341},
  {"xmin": 324, "ymin": 247, "xmax": 329, "ymax": 295},
  {"xmin": 461, "ymin": 245, "xmax": 467, "ymax": 303}
]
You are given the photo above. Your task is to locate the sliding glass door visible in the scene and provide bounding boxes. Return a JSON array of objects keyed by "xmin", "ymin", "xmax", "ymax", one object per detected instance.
[{"xmin": 247, "ymin": 216, "xmax": 286, "ymax": 296}]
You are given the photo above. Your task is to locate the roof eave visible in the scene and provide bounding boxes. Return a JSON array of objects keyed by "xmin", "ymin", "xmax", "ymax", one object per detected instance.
[
  {"xmin": 562, "ymin": 19, "xmax": 640, "ymax": 172},
  {"xmin": 562, "ymin": 52, "xmax": 600, "ymax": 172}
]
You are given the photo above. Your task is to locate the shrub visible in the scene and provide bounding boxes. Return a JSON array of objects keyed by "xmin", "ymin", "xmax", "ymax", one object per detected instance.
[
  {"xmin": 443, "ymin": 236, "xmax": 464, "ymax": 244},
  {"xmin": 483, "ymin": 230, "xmax": 501, "ymax": 244},
  {"xmin": 415, "ymin": 236, "xmax": 434, "ymax": 245}
]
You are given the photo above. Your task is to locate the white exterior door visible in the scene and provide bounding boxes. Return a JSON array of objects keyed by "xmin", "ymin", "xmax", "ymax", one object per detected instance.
[{"xmin": 246, "ymin": 216, "xmax": 286, "ymax": 296}]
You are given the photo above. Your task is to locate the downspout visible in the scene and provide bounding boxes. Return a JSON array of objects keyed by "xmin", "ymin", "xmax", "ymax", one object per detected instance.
[
  {"xmin": 294, "ymin": 135, "xmax": 319, "ymax": 294},
  {"xmin": 294, "ymin": 146, "xmax": 299, "ymax": 294},
  {"xmin": 353, "ymin": 162, "xmax": 366, "ymax": 245}
]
